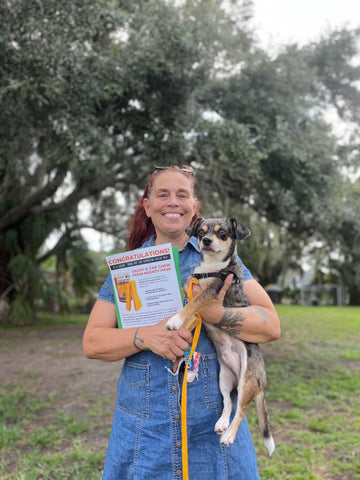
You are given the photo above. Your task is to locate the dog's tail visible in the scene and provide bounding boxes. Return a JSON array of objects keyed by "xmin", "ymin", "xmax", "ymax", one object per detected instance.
[{"xmin": 255, "ymin": 391, "xmax": 275, "ymax": 456}]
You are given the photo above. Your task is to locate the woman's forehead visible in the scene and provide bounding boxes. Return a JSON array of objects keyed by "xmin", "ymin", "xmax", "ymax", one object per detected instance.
[{"xmin": 151, "ymin": 170, "xmax": 193, "ymax": 191}]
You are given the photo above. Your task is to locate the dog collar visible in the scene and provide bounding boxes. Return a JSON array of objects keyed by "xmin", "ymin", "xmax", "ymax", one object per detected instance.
[{"xmin": 193, "ymin": 272, "xmax": 242, "ymax": 284}]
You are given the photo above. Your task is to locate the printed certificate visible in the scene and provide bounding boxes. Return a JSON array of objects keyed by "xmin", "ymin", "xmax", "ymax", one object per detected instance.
[{"xmin": 106, "ymin": 244, "xmax": 183, "ymax": 329}]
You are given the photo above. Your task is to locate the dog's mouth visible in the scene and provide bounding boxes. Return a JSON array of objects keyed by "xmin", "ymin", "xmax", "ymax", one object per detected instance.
[{"xmin": 200, "ymin": 245, "xmax": 222, "ymax": 254}]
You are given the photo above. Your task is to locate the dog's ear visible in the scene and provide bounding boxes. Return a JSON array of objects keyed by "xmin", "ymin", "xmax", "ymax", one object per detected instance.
[
  {"xmin": 230, "ymin": 218, "xmax": 251, "ymax": 240},
  {"xmin": 185, "ymin": 217, "xmax": 203, "ymax": 237}
]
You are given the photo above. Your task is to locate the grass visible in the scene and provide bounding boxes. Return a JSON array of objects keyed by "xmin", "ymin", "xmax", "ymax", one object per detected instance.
[
  {"xmin": 250, "ymin": 305, "xmax": 360, "ymax": 480},
  {"xmin": 0, "ymin": 383, "xmax": 106, "ymax": 479},
  {"xmin": 1, "ymin": 306, "xmax": 359, "ymax": 479}
]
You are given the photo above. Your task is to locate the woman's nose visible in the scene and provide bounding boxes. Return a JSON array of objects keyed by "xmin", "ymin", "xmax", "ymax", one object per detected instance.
[{"xmin": 167, "ymin": 194, "xmax": 179, "ymax": 206}]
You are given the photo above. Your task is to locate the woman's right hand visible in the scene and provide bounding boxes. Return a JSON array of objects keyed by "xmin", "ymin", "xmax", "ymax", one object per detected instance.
[
  {"xmin": 83, "ymin": 299, "xmax": 192, "ymax": 362},
  {"xmin": 143, "ymin": 318, "xmax": 193, "ymax": 361}
]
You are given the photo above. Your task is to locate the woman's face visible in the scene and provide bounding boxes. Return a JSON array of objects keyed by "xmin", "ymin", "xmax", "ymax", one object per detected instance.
[{"xmin": 143, "ymin": 170, "xmax": 197, "ymax": 244}]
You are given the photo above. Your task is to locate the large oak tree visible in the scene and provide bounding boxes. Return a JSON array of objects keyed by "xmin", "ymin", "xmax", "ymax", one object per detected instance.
[{"xmin": 1, "ymin": 0, "xmax": 360, "ymax": 323}]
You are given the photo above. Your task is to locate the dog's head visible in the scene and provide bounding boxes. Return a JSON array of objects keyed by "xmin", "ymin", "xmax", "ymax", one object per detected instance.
[{"xmin": 186, "ymin": 218, "xmax": 250, "ymax": 259}]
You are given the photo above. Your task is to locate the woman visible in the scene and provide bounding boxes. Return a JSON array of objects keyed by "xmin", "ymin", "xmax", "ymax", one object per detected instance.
[{"xmin": 83, "ymin": 165, "xmax": 280, "ymax": 480}]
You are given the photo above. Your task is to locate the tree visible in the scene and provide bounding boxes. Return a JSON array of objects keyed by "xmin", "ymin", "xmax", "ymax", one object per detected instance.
[
  {"xmin": 0, "ymin": 0, "xmax": 255, "ymax": 322},
  {"xmin": 0, "ymin": 0, "xmax": 202, "ymax": 321},
  {"xmin": 312, "ymin": 178, "xmax": 360, "ymax": 305},
  {"xmin": 191, "ymin": 29, "xmax": 360, "ymax": 302},
  {"xmin": 1, "ymin": 0, "xmax": 360, "ymax": 322}
]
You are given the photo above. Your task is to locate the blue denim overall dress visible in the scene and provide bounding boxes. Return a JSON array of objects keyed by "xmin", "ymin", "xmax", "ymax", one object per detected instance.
[{"xmin": 99, "ymin": 237, "xmax": 260, "ymax": 480}]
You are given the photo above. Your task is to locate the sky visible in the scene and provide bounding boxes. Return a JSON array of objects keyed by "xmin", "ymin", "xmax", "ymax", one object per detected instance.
[{"xmin": 252, "ymin": 0, "xmax": 359, "ymax": 49}]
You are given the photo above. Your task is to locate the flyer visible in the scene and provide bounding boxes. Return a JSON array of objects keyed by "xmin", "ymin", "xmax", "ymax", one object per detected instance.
[{"xmin": 105, "ymin": 243, "xmax": 184, "ymax": 329}]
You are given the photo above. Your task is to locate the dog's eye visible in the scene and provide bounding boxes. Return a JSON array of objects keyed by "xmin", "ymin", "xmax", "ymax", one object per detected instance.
[
  {"xmin": 218, "ymin": 229, "xmax": 228, "ymax": 240},
  {"xmin": 198, "ymin": 229, "xmax": 206, "ymax": 238}
]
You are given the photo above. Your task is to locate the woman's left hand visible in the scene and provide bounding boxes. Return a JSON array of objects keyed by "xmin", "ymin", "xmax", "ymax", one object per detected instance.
[{"xmin": 182, "ymin": 274, "xmax": 233, "ymax": 324}]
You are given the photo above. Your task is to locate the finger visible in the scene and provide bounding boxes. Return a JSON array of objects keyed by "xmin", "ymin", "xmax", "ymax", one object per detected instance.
[
  {"xmin": 189, "ymin": 282, "xmax": 202, "ymax": 298},
  {"xmin": 182, "ymin": 277, "xmax": 192, "ymax": 295},
  {"xmin": 177, "ymin": 326, "xmax": 193, "ymax": 343},
  {"xmin": 218, "ymin": 274, "xmax": 233, "ymax": 300},
  {"xmin": 165, "ymin": 347, "xmax": 184, "ymax": 362}
]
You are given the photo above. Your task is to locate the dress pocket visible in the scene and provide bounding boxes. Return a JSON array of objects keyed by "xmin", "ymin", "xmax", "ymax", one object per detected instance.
[
  {"xmin": 117, "ymin": 361, "xmax": 150, "ymax": 418},
  {"xmin": 201, "ymin": 352, "xmax": 223, "ymax": 409}
]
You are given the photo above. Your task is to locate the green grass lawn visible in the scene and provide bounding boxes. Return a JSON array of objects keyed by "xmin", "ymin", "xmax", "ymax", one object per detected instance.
[
  {"xmin": 252, "ymin": 305, "xmax": 360, "ymax": 480},
  {"xmin": 0, "ymin": 306, "xmax": 359, "ymax": 479}
]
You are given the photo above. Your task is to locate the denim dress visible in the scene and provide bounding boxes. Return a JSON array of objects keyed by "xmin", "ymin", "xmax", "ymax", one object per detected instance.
[{"xmin": 98, "ymin": 237, "xmax": 260, "ymax": 480}]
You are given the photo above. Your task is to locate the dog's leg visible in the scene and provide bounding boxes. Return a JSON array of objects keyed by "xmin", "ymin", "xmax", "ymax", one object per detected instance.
[
  {"xmin": 220, "ymin": 375, "xmax": 261, "ymax": 446},
  {"xmin": 166, "ymin": 285, "xmax": 218, "ymax": 330},
  {"xmin": 214, "ymin": 363, "xmax": 235, "ymax": 433},
  {"xmin": 219, "ymin": 344, "xmax": 248, "ymax": 446},
  {"xmin": 255, "ymin": 391, "xmax": 275, "ymax": 456}
]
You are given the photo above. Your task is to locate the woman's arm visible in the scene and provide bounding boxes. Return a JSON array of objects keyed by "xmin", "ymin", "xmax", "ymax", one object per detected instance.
[
  {"xmin": 83, "ymin": 299, "xmax": 193, "ymax": 362},
  {"xmin": 185, "ymin": 276, "xmax": 281, "ymax": 344}
]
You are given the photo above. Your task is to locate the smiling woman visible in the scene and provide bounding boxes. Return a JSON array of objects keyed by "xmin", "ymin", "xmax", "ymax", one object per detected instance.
[{"xmin": 82, "ymin": 165, "xmax": 280, "ymax": 480}]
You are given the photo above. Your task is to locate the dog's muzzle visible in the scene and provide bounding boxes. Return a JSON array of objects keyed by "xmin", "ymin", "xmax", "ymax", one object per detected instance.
[{"xmin": 202, "ymin": 237, "xmax": 212, "ymax": 247}]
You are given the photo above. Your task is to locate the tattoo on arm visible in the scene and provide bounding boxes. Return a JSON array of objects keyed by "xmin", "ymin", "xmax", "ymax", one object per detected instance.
[
  {"xmin": 215, "ymin": 308, "xmax": 245, "ymax": 335},
  {"xmin": 133, "ymin": 327, "xmax": 144, "ymax": 351},
  {"xmin": 215, "ymin": 306, "xmax": 269, "ymax": 335},
  {"xmin": 250, "ymin": 306, "xmax": 269, "ymax": 324}
]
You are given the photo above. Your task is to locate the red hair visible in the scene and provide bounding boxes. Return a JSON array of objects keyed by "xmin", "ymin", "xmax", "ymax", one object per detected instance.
[{"xmin": 127, "ymin": 166, "xmax": 200, "ymax": 250}]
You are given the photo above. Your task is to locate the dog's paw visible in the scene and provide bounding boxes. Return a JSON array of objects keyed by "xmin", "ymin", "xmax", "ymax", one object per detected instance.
[
  {"xmin": 166, "ymin": 314, "xmax": 183, "ymax": 331},
  {"xmin": 220, "ymin": 428, "xmax": 235, "ymax": 446},
  {"xmin": 214, "ymin": 417, "xmax": 230, "ymax": 434}
]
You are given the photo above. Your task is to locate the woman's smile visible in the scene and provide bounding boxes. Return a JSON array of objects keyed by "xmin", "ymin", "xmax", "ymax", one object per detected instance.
[{"xmin": 143, "ymin": 170, "xmax": 197, "ymax": 247}]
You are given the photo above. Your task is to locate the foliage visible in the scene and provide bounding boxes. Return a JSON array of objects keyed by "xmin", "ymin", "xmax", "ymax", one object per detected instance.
[
  {"xmin": 194, "ymin": 30, "xmax": 360, "ymax": 301},
  {"xmin": 0, "ymin": 0, "xmax": 223, "ymax": 321},
  {"xmin": 1, "ymin": 0, "xmax": 360, "ymax": 323},
  {"xmin": 311, "ymin": 179, "xmax": 360, "ymax": 305}
]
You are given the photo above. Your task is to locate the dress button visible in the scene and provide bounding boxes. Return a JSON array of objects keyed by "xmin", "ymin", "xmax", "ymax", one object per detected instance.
[
  {"xmin": 174, "ymin": 414, "xmax": 180, "ymax": 420},
  {"xmin": 176, "ymin": 470, "xmax": 182, "ymax": 477},
  {"xmin": 176, "ymin": 441, "xmax": 181, "ymax": 448},
  {"xmin": 172, "ymin": 386, "xmax": 177, "ymax": 392}
]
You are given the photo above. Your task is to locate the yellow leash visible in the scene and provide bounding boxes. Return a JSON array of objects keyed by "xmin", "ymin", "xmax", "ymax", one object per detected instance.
[{"xmin": 181, "ymin": 278, "xmax": 202, "ymax": 480}]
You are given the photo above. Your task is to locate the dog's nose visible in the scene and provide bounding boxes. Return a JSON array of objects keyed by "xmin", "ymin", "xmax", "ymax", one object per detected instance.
[{"xmin": 202, "ymin": 237, "xmax": 212, "ymax": 246}]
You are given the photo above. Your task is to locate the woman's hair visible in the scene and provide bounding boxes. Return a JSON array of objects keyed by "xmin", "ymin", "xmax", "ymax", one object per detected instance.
[{"xmin": 126, "ymin": 165, "xmax": 200, "ymax": 250}]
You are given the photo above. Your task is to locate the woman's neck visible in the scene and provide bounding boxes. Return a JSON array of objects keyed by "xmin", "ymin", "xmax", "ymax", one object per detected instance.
[{"xmin": 154, "ymin": 232, "xmax": 189, "ymax": 250}]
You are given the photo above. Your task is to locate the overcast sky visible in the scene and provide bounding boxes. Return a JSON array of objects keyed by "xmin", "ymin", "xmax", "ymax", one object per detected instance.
[{"xmin": 253, "ymin": 0, "xmax": 359, "ymax": 49}]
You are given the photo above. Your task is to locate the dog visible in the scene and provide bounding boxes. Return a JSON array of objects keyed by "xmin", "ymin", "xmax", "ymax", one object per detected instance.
[{"xmin": 166, "ymin": 218, "xmax": 275, "ymax": 456}]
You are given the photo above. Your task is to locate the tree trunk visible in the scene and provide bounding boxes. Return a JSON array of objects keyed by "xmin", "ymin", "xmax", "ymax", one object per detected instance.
[
  {"xmin": 0, "ymin": 243, "xmax": 13, "ymax": 303},
  {"xmin": 348, "ymin": 285, "xmax": 360, "ymax": 306}
]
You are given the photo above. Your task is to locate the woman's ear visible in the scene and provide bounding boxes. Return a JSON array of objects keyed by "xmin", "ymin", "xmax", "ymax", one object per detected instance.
[{"xmin": 143, "ymin": 197, "xmax": 151, "ymax": 218}]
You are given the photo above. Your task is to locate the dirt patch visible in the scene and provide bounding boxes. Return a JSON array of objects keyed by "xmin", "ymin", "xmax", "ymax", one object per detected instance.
[
  {"xmin": 1, "ymin": 325, "xmax": 121, "ymax": 399},
  {"xmin": 0, "ymin": 324, "xmax": 122, "ymax": 461}
]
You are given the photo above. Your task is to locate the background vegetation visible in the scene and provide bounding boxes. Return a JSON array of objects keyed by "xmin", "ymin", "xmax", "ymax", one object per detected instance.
[
  {"xmin": 1, "ymin": 0, "xmax": 360, "ymax": 325},
  {"xmin": 1, "ymin": 306, "xmax": 359, "ymax": 479}
]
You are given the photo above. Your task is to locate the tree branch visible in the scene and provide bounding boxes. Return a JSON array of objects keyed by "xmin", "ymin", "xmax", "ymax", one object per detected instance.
[{"xmin": 0, "ymin": 163, "xmax": 68, "ymax": 232}]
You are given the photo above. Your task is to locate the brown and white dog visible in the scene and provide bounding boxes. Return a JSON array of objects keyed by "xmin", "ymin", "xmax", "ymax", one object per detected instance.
[{"xmin": 166, "ymin": 218, "xmax": 275, "ymax": 456}]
